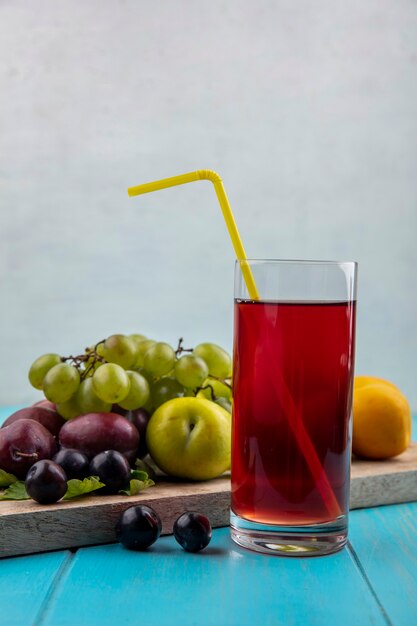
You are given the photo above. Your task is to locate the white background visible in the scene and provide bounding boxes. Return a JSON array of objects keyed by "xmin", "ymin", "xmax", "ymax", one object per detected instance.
[{"xmin": 0, "ymin": 0, "xmax": 416, "ymax": 408}]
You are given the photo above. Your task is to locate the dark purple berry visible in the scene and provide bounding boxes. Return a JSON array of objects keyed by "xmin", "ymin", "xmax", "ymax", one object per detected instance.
[
  {"xmin": 125, "ymin": 409, "xmax": 151, "ymax": 458},
  {"xmin": 25, "ymin": 460, "xmax": 68, "ymax": 504},
  {"xmin": 173, "ymin": 512, "xmax": 212, "ymax": 552},
  {"xmin": 116, "ymin": 505, "xmax": 162, "ymax": 551},
  {"xmin": 53, "ymin": 448, "xmax": 89, "ymax": 480},
  {"xmin": 89, "ymin": 450, "xmax": 130, "ymax": 494}
]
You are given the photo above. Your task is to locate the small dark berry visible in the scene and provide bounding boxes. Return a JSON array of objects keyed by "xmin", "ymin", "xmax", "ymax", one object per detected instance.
[
  {"xmin": 25, "ymin": 460, "xmax": 68, "ymax": 504},
  {"xmin": 173, "ymin": 512, "xmax": 212, "ymax": 552},
  {"xmin": 89, "ymin": 450, "xmax": 131, "ymax": 494},
  {"xmin": 53, "ymin": 448, "xmax": 89, "ymax": 480},
  {"xmin": 116, "ymin": 505, "xmax": 162, "ymax": 550}
]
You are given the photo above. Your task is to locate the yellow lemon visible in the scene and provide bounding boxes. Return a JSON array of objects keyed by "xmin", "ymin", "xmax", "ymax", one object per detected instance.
[
  {"xmin": 352, "ymin": 377, "xmax": 411, "ymax": 459},
  {"xmin": 354, "ymin": 376, "xmax": 400, "ymax": 392}
]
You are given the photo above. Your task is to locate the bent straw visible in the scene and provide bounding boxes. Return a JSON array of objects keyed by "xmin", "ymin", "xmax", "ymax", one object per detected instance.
[
  {"xmin": 128, "ymin": 169, "xmax": 341, "ymax": 518},
  {"xmin": 128, "ymin": 170, "xmax": 259, "ymax": 300}
]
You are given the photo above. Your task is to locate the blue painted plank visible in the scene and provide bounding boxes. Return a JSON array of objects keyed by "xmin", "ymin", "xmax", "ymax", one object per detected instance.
[
  {"xmin": 0, "ymin": 551, "xmax": 71, "ymax": 626},
  {"xmin": 349, "ymin": 502, "xmax": 417, "ymax": 626},
  {"xmin": 39, "ymin": 528, "xmax": 385, "ymax": 626}
]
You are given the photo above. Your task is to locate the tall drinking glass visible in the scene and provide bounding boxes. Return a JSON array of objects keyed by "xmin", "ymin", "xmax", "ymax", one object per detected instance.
[{"xmin": 230, "ymin": 260, "xmax": 357, "ymax": 556}]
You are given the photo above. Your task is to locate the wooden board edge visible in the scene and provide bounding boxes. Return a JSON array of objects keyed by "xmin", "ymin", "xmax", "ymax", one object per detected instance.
[
  {"xmin": 350, "ymin": 470, "xmax": 417, "ymax": 510},
  {"xmin": 0, "ymin": 488, "xmax": 231, "ymax": 558},
  {"xmin": 0, "ymin": 476, "xmax": 231, "ymax": 515},
  {"xmin": 3, "ymin": 448, "xmax": 417, "ymax": 558}
]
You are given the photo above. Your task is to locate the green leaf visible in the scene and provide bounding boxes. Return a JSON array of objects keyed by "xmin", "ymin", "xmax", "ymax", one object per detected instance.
[
  {"xmin": 119, "ymin": 477, "xmax": 155, "ymax": 496},
  {"xmin": 0, "ymin": 469, "xmax": 18, "ymax": 488},
  {"xmin": 62, "ymin": 476, "xmax": 105, "ymax": 500},
  {"xmin": 134, "ymin": 458, "xmax": 157, "ymax": 481},
  {"xmin": 0, "ymin": 481, "xmax": 30, "ymax": 500},
  {"xmin": 130, "ymin": 469, "xmax": 149, "ymax": 481}
]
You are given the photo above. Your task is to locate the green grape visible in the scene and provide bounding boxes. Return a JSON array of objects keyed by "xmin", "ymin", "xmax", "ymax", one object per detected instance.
[
  {"xmin": 134, "ymin": 339, "xmax": 156, "ymax": 368},
  {"xmin": 76, "ymin": 378, "xmax": 112, "ymax": 414},
  {"xmin": 43, "ymin": 363, "xmax": 81, "ymax": 404},
  {"xmin": 142, "ymin": 395, "xmax": 155, "ymax": 414},
  {"xmin": 135, "ymin": 367, "xmax": 154, "ymax": 385},
  {"xmin": 193, "ymin": 343, "xmax": 232, "ymax": 379},
  {"xmin": 56, "ymin": 394, "xmax": 82, "ymax": 420},
  {"xmin": 101, "ymin": 334, "xmax": 138, "ymax": 369},
  {"xmin": 92, "ymin": 363, "xmax": 131, "ymax": 404},
  {"xmin": 133, "ymin": 368, "xmax": 155, "ymax": 412},
  {"xmin": 214, "ymin": 397, "xmax": 232, "ymax": 414},
  {"xmin": 143, "ymin": 342, "xmax": 176, "ymax": 377},
  {"xmin": 174, "ymin": 355, "xmax": 209, "ymax": 389},
  {"xmin": 197, "ymin": 378, "xmax": 232, "ymax": 401},
  {"xmin": 96, "ymin": 343, "xmax": 105, "ymax": 357},
  {"xmin": 118, "ymin": 371, "xmax": 150, "ymax": 410},
  {"xmin": 129, "ymin": 333, "xmax": 147, "ymax": 345},
  {"xmin": 152, "ymin": 377, "xmax": 184, "ymax": 409},
  {"xmin": 28, "ymin": 353, "xmax": 62, "ymax": 390}
]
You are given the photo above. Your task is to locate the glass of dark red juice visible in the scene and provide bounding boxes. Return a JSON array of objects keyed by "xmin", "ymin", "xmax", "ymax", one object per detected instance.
[{"xmin": 230, "ymin": 260, "xmax": 357, "ymax": 556}]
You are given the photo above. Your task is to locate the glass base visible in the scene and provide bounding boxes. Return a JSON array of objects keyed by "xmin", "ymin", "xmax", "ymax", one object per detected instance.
[{"xmin": 230, "ymin": 511, "xmax": 348, "ymax": 557}]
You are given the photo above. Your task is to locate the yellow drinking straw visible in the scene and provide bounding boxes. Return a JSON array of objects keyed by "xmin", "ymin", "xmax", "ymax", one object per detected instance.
[
  {"xmin": 127, "ymin": 169, "xmax": 341, "ymax": 518},
  {"xmin": 128, "ymin": 170, "xmax": 259, "ymax": 300}
]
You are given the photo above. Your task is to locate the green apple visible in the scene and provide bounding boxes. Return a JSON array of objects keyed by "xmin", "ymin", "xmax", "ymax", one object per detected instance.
[{"xmin": 146, "ymin": 397, "xmax": 231, "ymax": 480}]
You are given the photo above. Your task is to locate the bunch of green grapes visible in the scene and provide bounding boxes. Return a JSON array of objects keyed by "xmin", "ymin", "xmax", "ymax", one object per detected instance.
[{"xmin": 28, "ymin": 334, "xmax": 232, "ymax": 420}]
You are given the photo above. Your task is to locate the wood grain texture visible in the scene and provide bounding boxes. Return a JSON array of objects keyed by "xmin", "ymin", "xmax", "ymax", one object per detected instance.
[
  {"xmin": 38, "ymin": 529, "xmax": 387, "ymax": 626},
  {"xmin": 2, "ymin": 444, "xmax": 417, "ymax": 558},
  {"xmin": 0, "ymin": 477, "xmax": 230, "ymax": 558},
  {"xmin": 350, "ymin": 442, "xmax": 417, "ymax": 509}
]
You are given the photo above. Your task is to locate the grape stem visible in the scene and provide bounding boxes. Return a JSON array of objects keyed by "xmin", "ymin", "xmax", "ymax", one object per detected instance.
[
  {"xmin": 14, "ymin": 451, "xmax": 39, "ymax": 460},
  {"xmin": 175, "ymin": 337, "xmax": 193, "ymax": 357},
  {"xmin": 206, "ymin": 375, "xmax": 232, "ymax": 390},
  {"xmin": 81, "ymin": 352, "xmax": 106, "ymax": 380},
  {"xmin": 196, "ymin": 384, "xmax": 216, "ymax": 401},
  {"xmin": 61, "ymin": 340, "xmax": 107, "ymax": 380}
]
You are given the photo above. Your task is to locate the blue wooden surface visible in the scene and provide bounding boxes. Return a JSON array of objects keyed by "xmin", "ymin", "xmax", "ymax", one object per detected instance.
[
  {"xmin": 38, "ymin": 529, "xmax": 386, "ymax": 626},
  {"xmin": 1, "ymin": 406, "xmax": 417, "ymax": 625},
  {"xmin": 0, "ymin": 551, "xmax": 71, "ymax": 626},
  {"xmin": 350, "ymin": 503, "xmax": 417, "ymax": 626}
]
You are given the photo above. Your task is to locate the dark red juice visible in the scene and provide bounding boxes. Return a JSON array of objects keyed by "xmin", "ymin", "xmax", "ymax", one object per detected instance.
[{"xmin": 232, "ymin": 300, "xmax": 356, "ymax": 526}]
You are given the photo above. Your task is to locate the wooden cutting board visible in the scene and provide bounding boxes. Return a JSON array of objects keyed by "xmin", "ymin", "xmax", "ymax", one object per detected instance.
[{"xmin": 1, "ymin": 443, "xmax": 417, "ymax": 559}]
